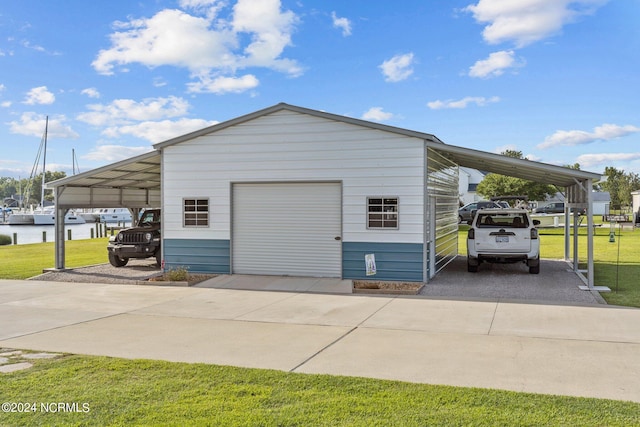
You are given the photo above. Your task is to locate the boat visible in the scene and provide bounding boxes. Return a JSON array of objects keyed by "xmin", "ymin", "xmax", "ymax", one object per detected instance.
[
  {"xmin": 32, "ymin": 208, "xmax": 86, "ymax": 225},
  {"xmin": 7, "ymin": 211, "xmax": 35, "ymax": 225},
  {"xmin": 98, "ymin": 208, "xmax": 132, "ymax": 224}
]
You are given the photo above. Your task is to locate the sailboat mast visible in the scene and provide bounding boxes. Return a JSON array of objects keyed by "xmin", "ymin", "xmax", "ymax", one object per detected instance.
[{"xmin": 40, "ymin": 116, "xmax": 48, "ymax": 210}]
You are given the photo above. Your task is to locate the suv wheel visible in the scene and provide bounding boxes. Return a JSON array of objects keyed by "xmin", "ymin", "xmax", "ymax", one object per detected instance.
[
  {"xmin": 467, "ymin": 257, "xmax": 478, "ymax": 273},
  {"xmin": 109, "ymin": 253, "xmax": 129, "ymax": 267},
  {"xmin": 528, "ymin": 257, "xmax": 540, "ymax": 274}
]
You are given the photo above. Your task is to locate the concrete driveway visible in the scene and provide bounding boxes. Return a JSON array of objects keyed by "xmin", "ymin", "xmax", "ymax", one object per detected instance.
[{"xmin": 1, "ymin": 278, "xmax": 639, "ymax": 403}]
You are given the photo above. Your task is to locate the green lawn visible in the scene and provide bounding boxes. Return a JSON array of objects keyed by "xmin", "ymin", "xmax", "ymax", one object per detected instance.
[
  {"xmin": 0, "ymin": 238, "xmax": 109, "ymax": 279},
  {"xmin": 2, "ymin": 354, "xmax": 639, "ymax": 426}
]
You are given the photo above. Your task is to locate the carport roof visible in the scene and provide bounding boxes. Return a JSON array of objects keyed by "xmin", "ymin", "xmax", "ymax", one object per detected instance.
[
  {"xmin": 424, "ymin": 142, "xmax": 601, "ymax": 188},
  {"xmin": 46, "ymin": 150, "xmax": 161, "ymax": 191}
]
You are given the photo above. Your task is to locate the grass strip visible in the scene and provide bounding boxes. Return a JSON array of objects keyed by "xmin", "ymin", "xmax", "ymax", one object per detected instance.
[{"xmin": 2, "ymin": 354, "xmax": 639, "ymax": 426}]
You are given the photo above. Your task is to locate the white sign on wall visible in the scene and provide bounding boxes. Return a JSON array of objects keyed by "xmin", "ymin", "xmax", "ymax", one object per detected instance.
[{"xmin": 365, "ymin": 253, "xmax": 377, "ymax": 276}]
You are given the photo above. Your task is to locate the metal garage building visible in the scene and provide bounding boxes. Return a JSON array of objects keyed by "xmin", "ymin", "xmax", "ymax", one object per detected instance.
[{"xmin": 47, "ymin": 103, "xmax": 602, "ymax": 287}]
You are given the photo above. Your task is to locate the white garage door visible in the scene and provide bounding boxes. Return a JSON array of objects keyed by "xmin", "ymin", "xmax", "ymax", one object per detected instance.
[{"xmin": 232, "ymin": 182, "xmax": 342, "ymax": 277}]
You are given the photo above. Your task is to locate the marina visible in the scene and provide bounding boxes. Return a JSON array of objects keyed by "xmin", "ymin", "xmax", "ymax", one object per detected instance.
[{"xmin": 0, "ymin": 221, "xmax": 131, "ymax": 245}]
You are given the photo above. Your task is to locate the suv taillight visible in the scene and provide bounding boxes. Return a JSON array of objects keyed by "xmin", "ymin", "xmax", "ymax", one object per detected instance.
[
  {"xmin": 530, "ymin": 228, "xmax": 538, "ymax": 240},
  {"xmin": 468, "ymin": 228, "xmax": 475, "ymax": 240}
]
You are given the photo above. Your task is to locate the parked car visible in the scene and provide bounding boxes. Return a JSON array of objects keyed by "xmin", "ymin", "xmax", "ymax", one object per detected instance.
[
  {"xmin": 458, "ymin": 201, "xmax": 505, "ymax": 224},
  {"xmin": 107, "ymin": 209, "xmax": 161, "ymax": 267},
  {"xmin": 467, "ymin": 208, "xmax": 541, "ymax": 274},
  {"xmin": 533, "ymin": 202, "xmax": 585, "ymax": 215}
]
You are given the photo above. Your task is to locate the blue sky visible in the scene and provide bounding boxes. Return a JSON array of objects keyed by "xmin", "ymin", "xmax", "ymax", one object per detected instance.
[{"xmin": 1, "ymin": 0, "xmax": 639, "ymax": 180}]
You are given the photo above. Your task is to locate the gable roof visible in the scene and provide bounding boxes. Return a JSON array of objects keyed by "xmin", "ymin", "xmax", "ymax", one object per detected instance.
[{"xmin": 153, "ymin": 102, "xmax": 444, "ymax": 150}]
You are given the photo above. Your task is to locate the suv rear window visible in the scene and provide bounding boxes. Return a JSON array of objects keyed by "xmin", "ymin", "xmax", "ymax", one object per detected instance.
[{"xmin": 476, "ymin": 212, "xmax": 529, "ymax": 228}]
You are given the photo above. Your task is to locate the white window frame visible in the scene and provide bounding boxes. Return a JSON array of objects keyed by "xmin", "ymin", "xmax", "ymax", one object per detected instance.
[
  {"xmin": 183, "ymin": 198, "xmax": 210, "ymax": 228},
  {"xmin": 366, "ymin": 197, "xmax": 399, "ymax": 229}
]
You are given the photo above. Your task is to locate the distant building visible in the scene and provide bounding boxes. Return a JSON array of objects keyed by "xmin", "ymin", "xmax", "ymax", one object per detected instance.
[{"xmin": 458, "ymin": 167, "xmax": 487, "ymax": 206}]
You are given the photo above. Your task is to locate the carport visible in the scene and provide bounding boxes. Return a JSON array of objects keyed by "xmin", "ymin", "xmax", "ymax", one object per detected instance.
[
  {"xmin": 424, "ymin": 142, "xmax": 604, "ymax": 290},
  {"xmin": 47, "ymin": 150, "xmax": 161, "ymax": 271},
  {"xmin": 47, "ymin": 134, "xmax": 602, "ymax": 290}
]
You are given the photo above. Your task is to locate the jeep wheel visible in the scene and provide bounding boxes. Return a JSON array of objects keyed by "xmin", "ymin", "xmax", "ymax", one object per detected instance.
[{"xmin": 108, "ymin": 253, "xmax": 129, "ymax": 267}]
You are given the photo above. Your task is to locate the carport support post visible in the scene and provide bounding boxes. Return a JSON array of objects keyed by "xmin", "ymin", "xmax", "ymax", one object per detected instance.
[
  {"xmin": 54, "ymin": 188, "xmax": 66, "ymax": 270},
  {"xmin": 586, "ymin": 180, "xmax": 595, "ymax": 288}
]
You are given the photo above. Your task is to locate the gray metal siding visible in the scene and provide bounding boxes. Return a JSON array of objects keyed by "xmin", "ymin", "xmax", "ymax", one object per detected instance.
[
  {"xmin": 343, "ymin": 241, "xmax": 423, "ymax": 282},
  {"xmin": 426, "ymin": 147, "xmax": 459, "ymax": 276}
]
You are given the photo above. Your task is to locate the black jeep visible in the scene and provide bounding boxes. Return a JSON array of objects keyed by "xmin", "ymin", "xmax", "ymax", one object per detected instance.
[{"xmin": 107, "ymin": 209, "xmax": 161, "ymax": 267}]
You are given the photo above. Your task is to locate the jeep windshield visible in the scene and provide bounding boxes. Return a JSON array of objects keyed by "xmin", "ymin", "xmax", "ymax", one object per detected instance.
[{"xmin": 138, "ymin": 211, "xmax": 159, "ymax": 226}]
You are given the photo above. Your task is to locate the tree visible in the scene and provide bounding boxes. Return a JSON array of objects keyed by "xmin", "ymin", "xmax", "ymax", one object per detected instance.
[
  {"xmin": 476, "ymin": 150, "xmax": 558, "ymax": 202},
  {"xmin": 600, "ymin": 167, "xmax": 640, "ymax": 210},
  {"xmin": 0, "ymin": 171, "xmax": 67, "ymax": 206},
  {"xmin": 28, "ymin": 171, "xmax": 67, "ymax": 205}
]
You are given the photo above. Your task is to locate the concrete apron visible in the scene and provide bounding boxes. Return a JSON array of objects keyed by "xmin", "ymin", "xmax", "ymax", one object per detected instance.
[
  {"xmin": 197, "ymin": 274, "xmax": 353, "ymax": 294},
  {"xmin": 1, "ymin": 279, "xmax": 640, "ymax": 403}
]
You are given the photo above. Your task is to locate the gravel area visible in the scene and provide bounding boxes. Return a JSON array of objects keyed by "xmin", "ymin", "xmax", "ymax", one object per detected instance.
[
  {"xmin": 422, "ymin": 257, "xmax": 606, "ymax": 305},
  {"xmin": 29, "ymin": 259, "xmax": 162, "ymax": 285}
]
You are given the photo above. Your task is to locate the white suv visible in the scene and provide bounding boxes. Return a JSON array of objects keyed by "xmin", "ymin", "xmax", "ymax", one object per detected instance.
[{"xmin": 467, "ymin": 208, "xmax": 540, "ymax": 274}]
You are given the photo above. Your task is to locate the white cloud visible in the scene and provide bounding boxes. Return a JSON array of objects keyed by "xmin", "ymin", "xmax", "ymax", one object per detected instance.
[
  {"xmin": 9, "ymin": 112, "xmax": 78, "ymax": 139},
  {"xmin": 1, "ymin": 101, "xmax": 11, "ymax": 108},
  {"xmin": 575, "ymin": 152, "xmax": 640, "ymax": 168},
  {"xmin": 81, "ymin": 87, "xmax": 100, "ymax": 98},
  {"xmin": 23, "ymin": 86, "xmax": 55, "ymax": 105},
  {"xmin": 428, "ymin": 96, "xmax": 500, "ymax": 110},
  {"xmin": 83, "ymin": 145, "xmax": 154, "ymax": 162},
  {"xmin": 464, "ymin": 0, "xmax": 609, "ymax": 47},
  {"xmin": 102, "ymin": 118, "xmax": 218, "ymax": 143},
  {"xmin": 77, "ymin": 96, "xmax": 191, "ymax": 126},
  {"xmin": 379, "ymin": 53, "xmax": 415, "ymax": 82},
  {"xmin": 187, "ymin": 74, "xmax": 259, "ymax": 94},
  {"xmin": 537, "ymin": 124, "xmax": 640, "ymax": 149},
  {"xmin": 361, "ymin": 107, "xmax": 394, "ymax": 122},
  {"xmin": 468, "ymin": 50, "xmax": 523, "ymax": 78},
  {"xmin": 331, "ymin": 11, "xmax": 352, "ymax": 36},
  {"xmin": 92, "ymin": 1, "xmax": 301, "ymax": 90}
]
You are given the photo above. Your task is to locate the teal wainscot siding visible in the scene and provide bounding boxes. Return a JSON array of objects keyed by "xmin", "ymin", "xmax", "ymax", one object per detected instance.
[
  {"xmin": 163, "ymin": 239, "xmax": 230, "ymax": 274},
  {"xmin": 342, "ymin": 242, "xmax": 423, "ymax": 282}
]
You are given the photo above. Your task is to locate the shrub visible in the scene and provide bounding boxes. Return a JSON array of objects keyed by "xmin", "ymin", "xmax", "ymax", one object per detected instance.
[
  {"xmin": 0, "ymin": 234, "xmax": 12, "ymax": 246},
  {"xmin": 166, "ymin": 266, "xmax": 189, "ymax": 282}
]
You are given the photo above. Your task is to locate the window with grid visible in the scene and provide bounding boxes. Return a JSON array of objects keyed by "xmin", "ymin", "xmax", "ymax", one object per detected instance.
[
  {"xmin": 183, "ymin": 198, "xmax": 209, "ymax": 227},
  {"xmin": 367, "ymin": 197, "xmax": 398, "ymax": 229}
]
